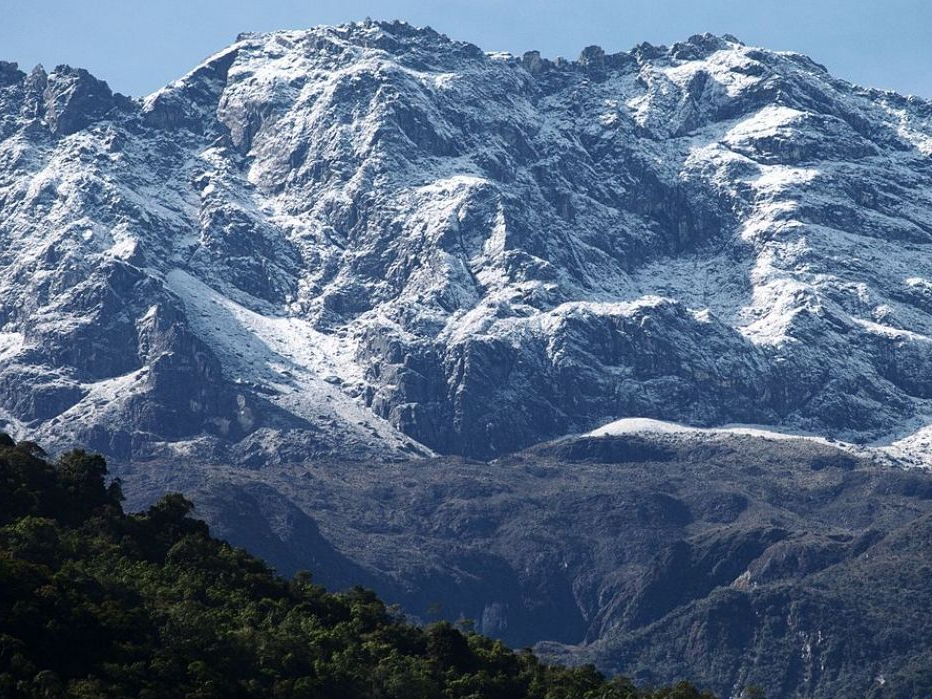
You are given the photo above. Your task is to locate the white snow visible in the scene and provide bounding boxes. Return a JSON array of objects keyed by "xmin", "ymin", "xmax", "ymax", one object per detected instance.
[
  {"xmin": 164, "ymin": 269, "xmax": 428, "ymax": 453},
  {"xmin": 880, "ymin": 418, "xmax": 932, "ymax": 469},
  {"xmin": 725, "ymin": 105, "xmax": 808, "ymax": 142},
  {"xmin": 587, "ymin": 416, "xmax": 932, "ymax": 470},
  {"xmin": 0, "ymin": 332, "xmax": 24, "ymax": 363},
  {"xmin": 587, "ymin": 417, "xmax": 856, "ymax": 449}
]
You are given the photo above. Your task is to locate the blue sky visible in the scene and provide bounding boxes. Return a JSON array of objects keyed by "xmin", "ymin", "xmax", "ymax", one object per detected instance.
[{"xmin": 2, "ymin": 0, "xmax": 930, "ymax": 98}]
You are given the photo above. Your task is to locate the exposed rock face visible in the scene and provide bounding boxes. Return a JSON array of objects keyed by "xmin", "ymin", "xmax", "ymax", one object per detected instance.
[{"xmin": 2, "ymin": 22, "xmax": 932, "ymax": 461}]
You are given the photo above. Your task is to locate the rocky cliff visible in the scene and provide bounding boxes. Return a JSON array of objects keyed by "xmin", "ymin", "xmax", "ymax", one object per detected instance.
[{"xmin": 2, "ymin": 22, "xmax": 932, "ymax": 462}]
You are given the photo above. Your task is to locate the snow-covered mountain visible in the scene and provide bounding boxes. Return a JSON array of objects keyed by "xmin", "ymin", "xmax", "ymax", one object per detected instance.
[{"xmin": 2, "ymin": 21, "xmax": 932, "ymax": 463}]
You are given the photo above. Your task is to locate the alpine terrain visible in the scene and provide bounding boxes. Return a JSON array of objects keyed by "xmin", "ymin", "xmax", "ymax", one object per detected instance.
[{"xmin": 2, "ymin": 20, "xmax": 932, "ymax": 697}]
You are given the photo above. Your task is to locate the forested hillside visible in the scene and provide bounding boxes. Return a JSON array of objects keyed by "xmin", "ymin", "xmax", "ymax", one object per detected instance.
[{"xmin": 0, "ymin": 435, "xmax": 711, "ymax": 698}]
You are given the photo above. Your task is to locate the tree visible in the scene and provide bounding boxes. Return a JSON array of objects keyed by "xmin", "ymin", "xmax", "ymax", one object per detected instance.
[{"xmin": 55, "ymin": 450, "xmax": 111, "ymax": 515}]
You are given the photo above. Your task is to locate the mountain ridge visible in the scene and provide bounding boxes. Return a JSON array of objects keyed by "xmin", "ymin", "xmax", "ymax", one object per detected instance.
[{"xmin": 3, "ymin": 20, "xmax": 932, "ymax": 463}]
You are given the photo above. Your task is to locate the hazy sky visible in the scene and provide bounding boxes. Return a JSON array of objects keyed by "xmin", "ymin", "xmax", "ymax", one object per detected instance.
[{"xmin": 2, "ymin": 0, "xmax": 930, "ymax": 98}]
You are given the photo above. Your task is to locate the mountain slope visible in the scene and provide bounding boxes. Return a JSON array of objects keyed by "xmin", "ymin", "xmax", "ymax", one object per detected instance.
[
  {"xmin": 2, "ymin": 23, "xmax": 932, "ymax": 460},
  {"xmin": 0, "ymin": 436, "xmax": 712, "ymax": 698},
  {"xmin": 119, "ymin": 423, "xmax": 932, "ymax": 698}
]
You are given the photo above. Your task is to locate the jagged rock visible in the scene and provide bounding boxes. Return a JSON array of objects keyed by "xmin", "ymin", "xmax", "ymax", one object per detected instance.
[
  {"xmin": 42, "ymin": 65, "xmax": 129, "ymax": 135},
  {"xmin": 1, "ymin": 21, "xmax": 932, "ymax": 464}
]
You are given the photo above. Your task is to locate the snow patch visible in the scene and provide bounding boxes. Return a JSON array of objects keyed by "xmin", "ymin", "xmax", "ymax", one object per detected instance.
[
  {"xmin": 164, "ymin": 269, "xmax": 428, "ymax": 454},
  {"xmin": 587, "ymin": 417, "xmax": 856, "ymax": 448},
  {"xmin": 0, "ymin": 332, "xmax": 24, "ymax": 362}
]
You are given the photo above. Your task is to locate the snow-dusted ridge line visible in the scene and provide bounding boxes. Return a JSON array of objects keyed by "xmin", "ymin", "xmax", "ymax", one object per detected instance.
[
  {"xmin": 586, "ymin": 418, "xmax": 932, "ymax": 470},
  {"xmin": 2, "ymin": 21, "xmax": 932, "ymax": 462},
  {"xmin": 587, "ymin": 417, "xmax": 855, "ymax": 445}
]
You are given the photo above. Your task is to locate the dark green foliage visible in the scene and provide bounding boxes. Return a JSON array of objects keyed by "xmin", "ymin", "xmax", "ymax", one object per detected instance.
[{"xmin": 0, "ymin": 434, "xmax": 712, "ymax": 698}]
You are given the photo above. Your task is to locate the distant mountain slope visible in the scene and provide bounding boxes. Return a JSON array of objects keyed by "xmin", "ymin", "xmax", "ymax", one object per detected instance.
[
  {"xmin": 2, "ymin": 22, "xmax": 932, "ymax": 461},
  {"xmin": 121, "ymin": 424, "xmax": 932, "ymax": 698}
]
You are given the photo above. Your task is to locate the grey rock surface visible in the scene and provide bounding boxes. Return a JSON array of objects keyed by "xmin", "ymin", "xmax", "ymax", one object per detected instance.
[{"xmin": 1, "ymin": 22, "xmax": 932, "ymax": 460}]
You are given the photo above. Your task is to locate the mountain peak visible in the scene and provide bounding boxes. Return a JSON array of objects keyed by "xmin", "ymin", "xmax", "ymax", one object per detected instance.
[
  {"xmin": 0, "ymin": 61, "xmax": 23, "ymax": 87},
  {"xmin": 1, "ymin": 23, "xmax": 932, "ymax": 463}
]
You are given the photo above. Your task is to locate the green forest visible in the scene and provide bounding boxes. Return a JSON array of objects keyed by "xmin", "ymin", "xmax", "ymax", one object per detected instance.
[{"xmin": 0, "ymin": 435, "xmax": 713, "ymax": 698}]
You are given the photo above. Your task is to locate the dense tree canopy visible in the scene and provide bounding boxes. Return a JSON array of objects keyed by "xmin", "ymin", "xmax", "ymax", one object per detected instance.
[{"xmin": 0, "ymin": 436, "xmax": 714, "ymax": 698}]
